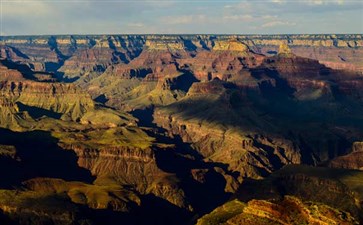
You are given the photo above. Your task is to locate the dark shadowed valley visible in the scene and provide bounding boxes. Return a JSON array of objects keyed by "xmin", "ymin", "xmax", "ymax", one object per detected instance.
[{"xmin": 0, "ymin": 34, "xmax": 363, "ymax": 225}]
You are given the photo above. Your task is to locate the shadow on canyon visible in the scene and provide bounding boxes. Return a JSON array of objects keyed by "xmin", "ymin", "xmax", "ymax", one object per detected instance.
[
  {"xmin": 235, "ymin": 165, "xmax": 363, "ymax": 223},
  {"xmin": 0, "ymin": 128, "xmax": 94, "ymax": 188},
  {"xmin": 132, "ymin": 108, "xmax": 232, "ymax": 218},
  {"xmin": 17, "ymin": 102, "xmax": 62, "ymax": 120},
  {"xmin": 159, "ymin": 69, "xmax": 363, "ymax": 164},
  {"xmin": 0, "ymin": 193, "xmax": 193, "ymax": 225}
]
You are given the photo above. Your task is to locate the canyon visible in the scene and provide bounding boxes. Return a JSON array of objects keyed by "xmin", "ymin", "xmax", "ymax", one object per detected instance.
[{"xmin": 0, "ymin": 34, "xmax": 363, "ymax": 224}]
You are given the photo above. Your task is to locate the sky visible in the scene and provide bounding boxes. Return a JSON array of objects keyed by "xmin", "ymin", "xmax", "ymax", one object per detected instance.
[{"xmin": 1, "ymin": 0, "xmax": 363, "ymax": 35}]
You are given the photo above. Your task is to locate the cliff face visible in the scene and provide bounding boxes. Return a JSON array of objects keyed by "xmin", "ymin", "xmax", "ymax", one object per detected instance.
[
  {"xmin": 197, "ymin": 196, "xmax": 358, "ymax": 225},
  {"xmin": 0, "ymin": 60, "xmax": 194, "ymax": 224},
  {"xmin": 0, "ymin": 81, "xmax": 95, "ymax": 121},
  {"xmin": 152, "ymin": 46, "xmax": 363, "ymax": 179},
  {"xmin": 0, "ymin": 34, "xmax": 363, "ymax": 225},
  {"xmin": 198, "ymin": 165, "xmax": 363, "ymax": 225},
  {"xmin": 154, "ymin": 105, "xmax": 302, "ymax": 179},
  {"xmin": 59, "ymin": 138, "xmax": 190, "ymax": 209},
  {"xmin": 2, "ymin": 34, "xmax": 362, "ymax": 110},
  {"xmin": 1, "ymin": 34, "xmax": 362, "ymax": 75},
  {"xmin": 329, "ymin": 142, "xmax": 363, "ymax": 170},
  {"xmin": 0, "ymin": 59, "xmax": 139, "ymax": 127},
  {"xmin": 0, "ymin": 60, "xmax": 190, "ymax": 209}
]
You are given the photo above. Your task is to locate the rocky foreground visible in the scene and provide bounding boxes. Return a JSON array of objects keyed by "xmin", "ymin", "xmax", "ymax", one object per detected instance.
[{"xmin": 0, "ymin": 34, "xmax": 363, "ymax": 224}]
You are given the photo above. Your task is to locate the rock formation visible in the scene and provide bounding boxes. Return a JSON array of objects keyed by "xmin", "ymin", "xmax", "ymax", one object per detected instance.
[
  {"xmin": 197, "ymin": 196, "xmax": 358, "ymax": 225},
  {"xmin": 0, "ymin": 34, "xmax": 363, "ymax": 225}
]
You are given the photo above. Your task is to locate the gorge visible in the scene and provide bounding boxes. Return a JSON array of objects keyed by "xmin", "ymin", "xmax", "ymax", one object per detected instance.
[{"xmin": 0, "ymin": 34, "xmax": 363, "ymax": 225}]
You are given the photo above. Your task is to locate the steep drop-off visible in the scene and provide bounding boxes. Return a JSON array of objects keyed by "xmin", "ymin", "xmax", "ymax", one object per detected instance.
[{"xmin": 0, "ymin": 35, "xmax": 363, "ymax": 225}]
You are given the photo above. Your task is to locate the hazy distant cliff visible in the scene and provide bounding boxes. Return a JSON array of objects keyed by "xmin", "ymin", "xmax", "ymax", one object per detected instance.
[
  {"xmin": 1, "ymin": 34, "xmax": 362, "ymax": 74},
  {"xmin": 1, "ymin": 34, "xmax": 363, "ymax": 225}
]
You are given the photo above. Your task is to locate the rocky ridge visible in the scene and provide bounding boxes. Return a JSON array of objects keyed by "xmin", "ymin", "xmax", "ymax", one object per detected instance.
[{"xmin": 0, "ymin": 34, "xmax": 363, "ymax": 225}]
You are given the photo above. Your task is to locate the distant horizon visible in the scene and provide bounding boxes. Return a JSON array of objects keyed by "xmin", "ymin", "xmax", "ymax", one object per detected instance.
[
  {"xmin": 2, "ymin": 0, "xmax": 362, "ymax": 36},
  {"xmin": 1, "ymin": 33, "xmax": 362, "ymax": 38}
]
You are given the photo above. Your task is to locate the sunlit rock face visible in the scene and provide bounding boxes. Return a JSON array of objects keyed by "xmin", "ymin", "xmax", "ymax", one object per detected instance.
[
  {"xmin": 2, "ymin": 34, "xmax": 362, "ymax": 74},
  {"xmin": 0, "ymin": 34, "xmax": 363, "ymax": 225}
]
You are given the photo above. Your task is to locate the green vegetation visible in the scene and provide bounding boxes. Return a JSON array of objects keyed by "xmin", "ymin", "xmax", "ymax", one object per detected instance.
[
  {"xmin": 274, "ymin": 165, "xmax": 363, "ymax": 200},
  {"xmin": 0, "ymin": 189, "xmax": 78, "ymax": 212},
  {"xmin": 80, "ymin": 107, "xmax": 135, "ymax": 127},
  {"xmin": 197, "ymin": 195, "xmax": 359, "ymax": 225},
  {"xmin": 0, "ymin": 178, "xmax": 141, "ymax": 225},
  {"xmin": 0, "ymin": 145, "xmax": 17, "ymax": 158},
  {"xmin": 53, "ymin": 126, "xmax": 154, "ymax": 150},
  {"xmin": 235, "ymin": 165, "xmax": 363, "ymax": 222},
  {"xmin": 2, "ymin": 34, "xmax": 363, "ymax": 225},
  {"xmin": 196, "ymin": 199, "xmax": 245, "ymax": 225},
  {"xmin": 0, "ymin": 189, "xmax": 84, "ymax": 225},
  {"xmin": 23, "ymin": 178, "xmax": 141, "ymax": 211}
]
